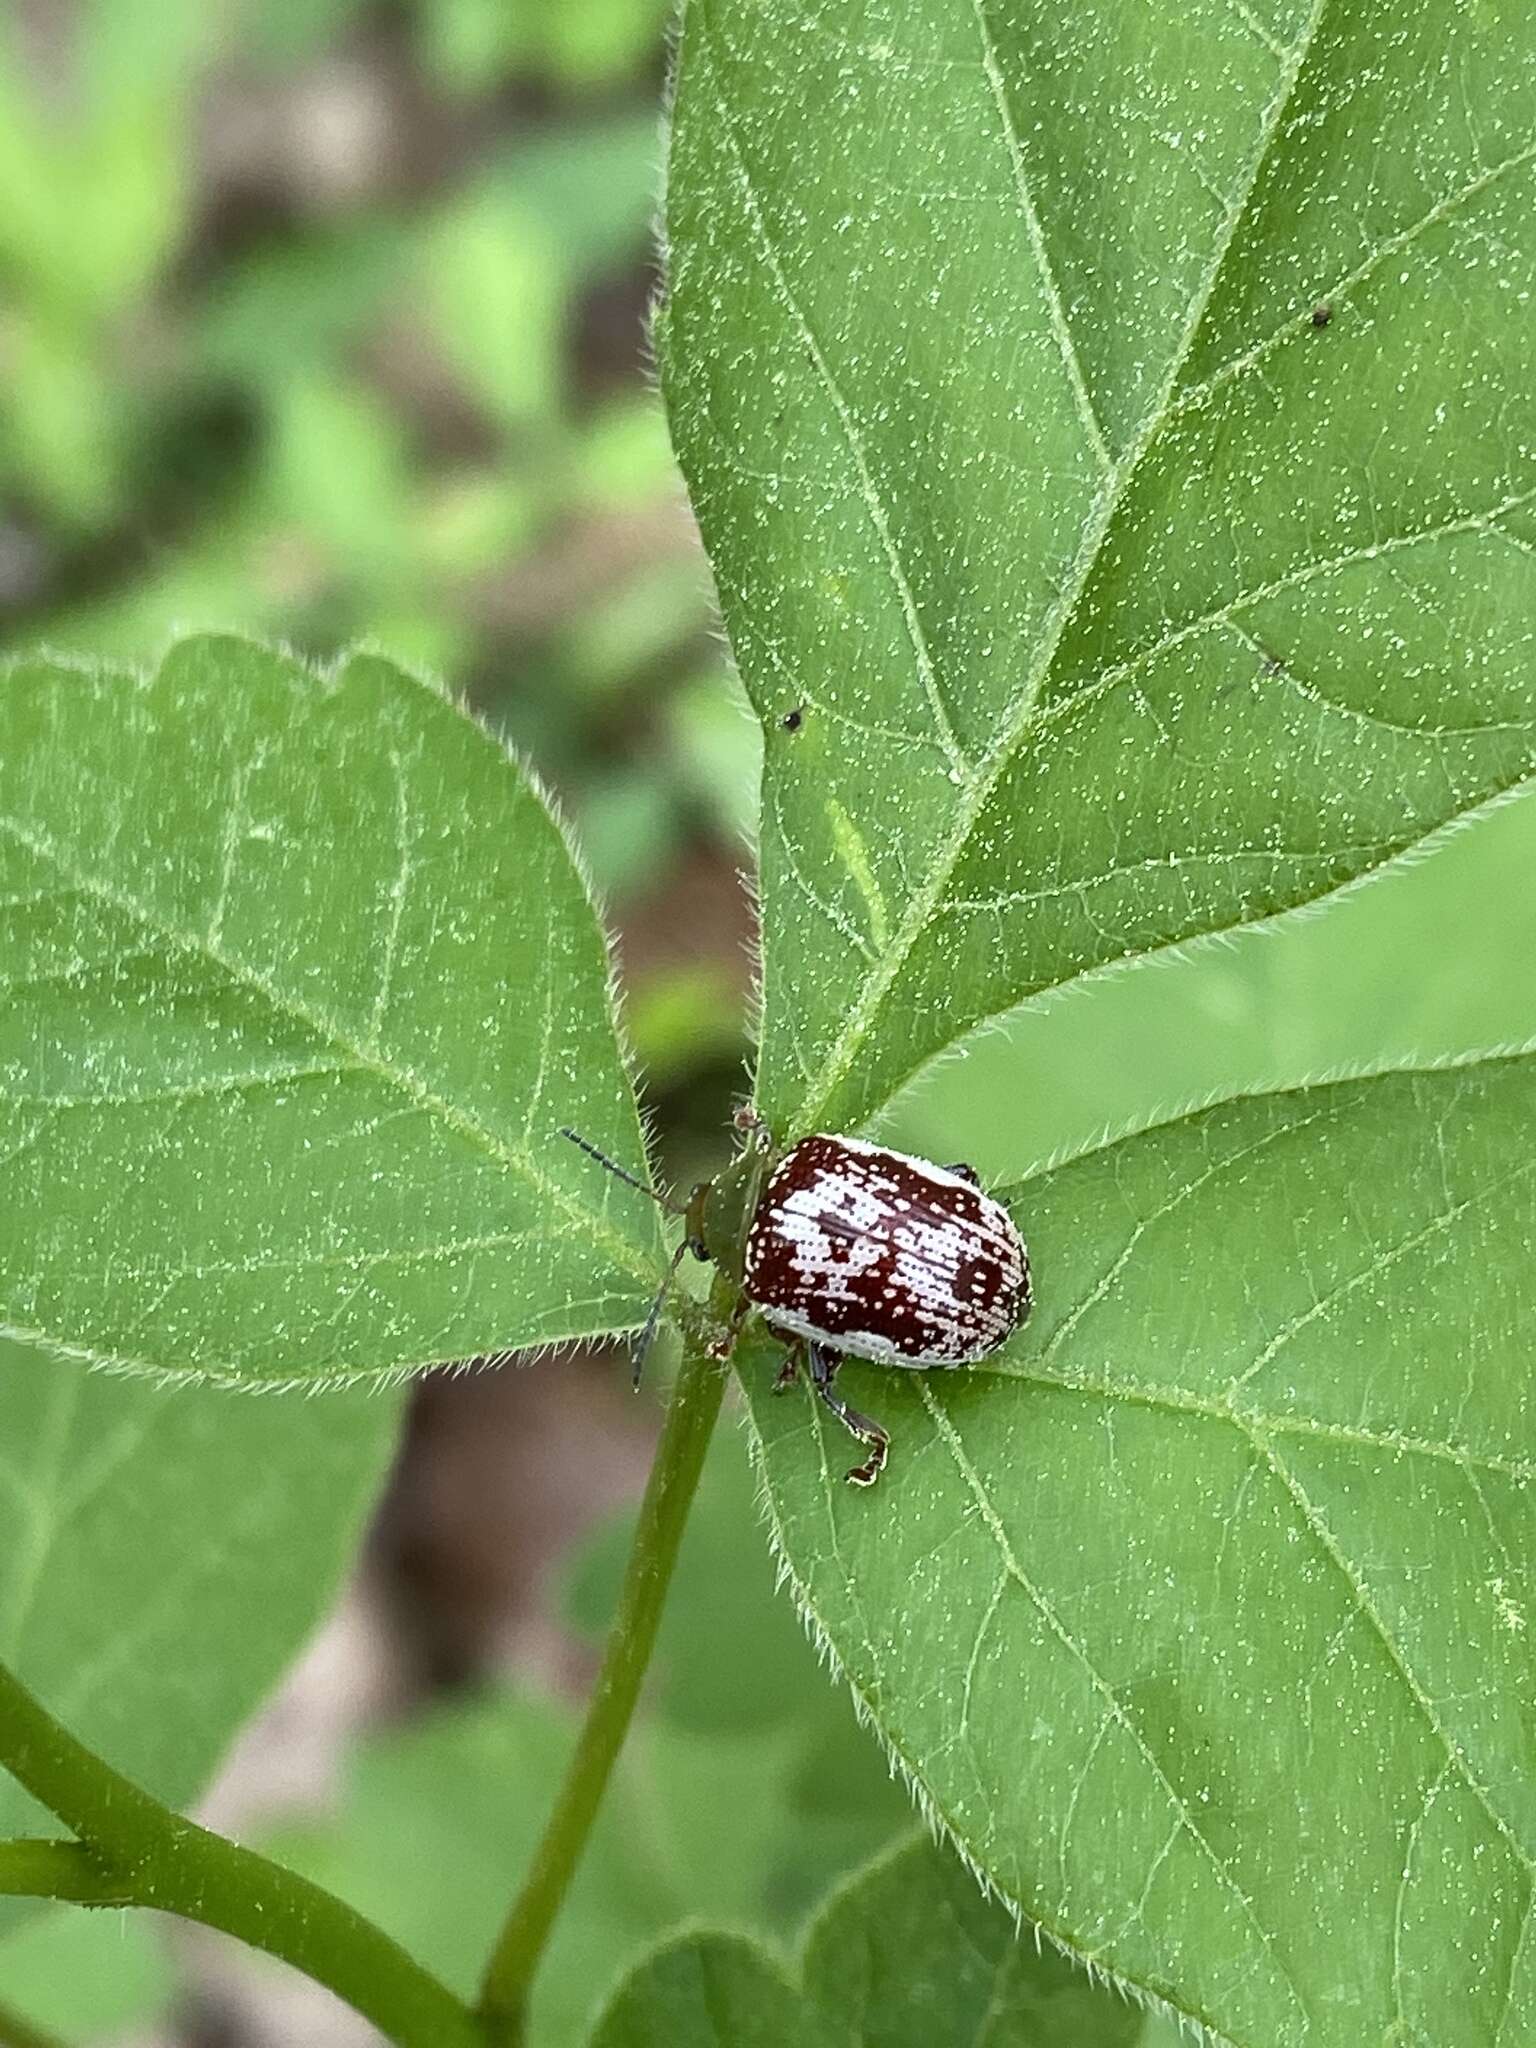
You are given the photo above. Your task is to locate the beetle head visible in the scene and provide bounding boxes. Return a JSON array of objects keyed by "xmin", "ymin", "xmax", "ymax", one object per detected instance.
[{"xmin": 686, "ymin": 1113, "xmax": 774, "ymax": 1284}]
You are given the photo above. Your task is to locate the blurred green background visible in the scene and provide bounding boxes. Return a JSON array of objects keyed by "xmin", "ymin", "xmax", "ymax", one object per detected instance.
[
  {"xmin": 1, "ymin": 0, "xmax": 1533, "ymax": 2041},
  {"xmin": 0, "ymin": 0, "xmax": 758, "ymax": 1157}
]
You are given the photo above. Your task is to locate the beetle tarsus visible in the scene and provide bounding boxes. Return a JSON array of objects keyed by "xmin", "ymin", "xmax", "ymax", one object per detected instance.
[
  {"xmin": 845, "ymin": 1440, "xmax": 888, "ymax": 1488},
  {"xmin": 808, "ymin": 1341, "xmax": 890, "ymax": 1487}
]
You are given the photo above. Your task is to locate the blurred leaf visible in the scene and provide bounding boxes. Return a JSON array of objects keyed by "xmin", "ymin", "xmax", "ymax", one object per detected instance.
[
  {"xmin": 541, "ymin": 0, "xmax": 672, "ymax": 90},
  {"xmin": 489, "ymin": 117, "xmax": 666, "ymax": 281},
  {"xmin": 269, "ymin": 1688, "xmax": 849, "ymax": 2048},
  {"xmin": 20, "ymin": 502, "xmax": 282, "ymax": 663},
  {"xmin": 0, "ymin": 1333, "xmax": 404, "ymax": 1950},
  {"xmin": 801, "ymin": 1837, "xmax": 1169, "ymax": 2048},
  {"xmin": 661, "ymin": 0, "xmax": 1536, "ymax": 1142},
  {"xmin": 267, "ymin": 373, "xmax": 415, "ymax": 585},
  {"xmin": 235, "ymin": 0, "xmax": 374, "ymax": 70},
  {"xmin": 892, "ymin": 782, "xmax": 1536, "ymax": 1185},
  {"xmin": 417, "ymin": 0, "xmax": 671, "ymax": 96},
  {"xmin": 417, "ymin": 0, "xmax": 532, "ymax": 95},
  {"xmin": 0, "ymin": 22, "xmax": 190, "ymax": 324},
  {"xmin": 562, "ymin": 1419, "xmax": 869, "ymax": 1741},
  {"xmin": 587, "ymin": 1933, "xmax": 820, "ymax": 2048},
  {"xmin": 624, "ymin": 963, "xmax": 746, "ymax": 1092},
  {"xmin": 747, "ymin": 1053, "xmax": 1536, "ymax": 2045},
  {"xmin": 0, "ymin": 315, "xmax": 121, "ymax": 528},
  {"xmin": 576, "ymin": 403, "xmax": 684, "ymax": 512},
  {"xmin": 564, "ymin": 1423, "xmax": 911, "ymax": 1916},
  {"xmin": 429, "ymin": 195, "xmax": 565, "ymax": 434},
  {"xmin": 422, "ymin": 0, "xmax": 670, "ymax": 95},
  {"xmin": 668, "ymin": 668, "xmax": 762, "ymax": 852},
  {"xmin": 418, "ymin": 470, "xmax": 538, "ymax": 583},
  {"xmin": 557, "ymin": 560, "xmax": 706, "ymax": 698},
  {"xmin": 588, "ymin": 1834, "xmax": 1175, "ymax": 2047},
  {"xmin": 572, "ymin": 767, "xmax": 682, "ymax": 907},
  {"xmin": 362, "ymin": 606, "xmax": 474, "ymax": 687},
  {"xmin": 76, "ymin": 0, "xmax": 211, "ymax": 107},
  {"xmin": 0, "ymin": 1902, "xmax": 173, "ymax": 2039},
  {"xmin": 0, "ymin": 636, "xmax": 659, "ymax": 1382},
  {"xmin": 271, "ymin": 1426, "xmax": 908, "ymax": 2046},
  {"xmin": 198, "ymin": 223, "xmax": 404, "ymax": 388}
]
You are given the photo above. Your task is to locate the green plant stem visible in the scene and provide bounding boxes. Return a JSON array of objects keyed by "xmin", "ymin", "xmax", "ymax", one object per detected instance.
[
  {"xmin": 0, "ymin": 1837, "xmax": 129, "ymax": 1903},
  {"xmin": 476, "ymin": 1332, "xmax": 728, "ymax": 2044},
  {"xmin": 0, "ymin": 1668, "xmax": 484, "ymax": 2048}
]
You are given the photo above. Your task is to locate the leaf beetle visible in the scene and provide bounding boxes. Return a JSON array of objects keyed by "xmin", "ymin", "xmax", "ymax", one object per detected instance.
[{"xmin": 561, "ymin": 1110, "xmax": 1031, "ymax": 1487}]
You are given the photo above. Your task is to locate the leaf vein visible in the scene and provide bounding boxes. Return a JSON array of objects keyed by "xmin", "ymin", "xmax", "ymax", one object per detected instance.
[
  {"xmin": 979, "ymin": 1358, "xmax": 1536, "ymax": 1484},
  {"xmin": 1175, "ymin": 134, "xmax": 1536, "ymax": 416},
  {"xmin": 5, "ymin": 1062, "xmax": 351, "ymax": 1110},
  {"xmin": 702, "ymin": 23, "xmax": 973, "ymax": 781},
  {"xmin": 0, "ymin": 812, "xmax": 655, "ymax": 1294},
  {"xmin": 1225, "ymin": 622, "xmax": 1534, "ymax": 742},
  {"xmin": 782, "ymin": 0, "xmax": 1335, "ymax": 1134},
  {"xmin": 1078, "ymin": 485, "xmax": 1536, "ymax": 713},
  {"xmin": 1245, "ymin": 1425, "xmax": 1535, "ymax": 1873},
  {"xmin": 970, "ymin": 0, "xmax": 1113, "ymax": 470},
  {"xmin": 1224, "ymin": 1149, "xmax": 1536, "ymax": 1401},
  {"xmin": 918, "ymin": 1379, "xmax": 1313, "ymax": 2027}
]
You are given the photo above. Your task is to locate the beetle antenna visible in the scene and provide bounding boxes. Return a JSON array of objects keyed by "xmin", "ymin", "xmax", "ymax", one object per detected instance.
[
  {"xmin": 630, "ymin": 1239, "xmax": 691, "ymax": 1391},
  {"xmin": 559, "ymin": 1129, "xmax": 681, "ymax": 1214}
]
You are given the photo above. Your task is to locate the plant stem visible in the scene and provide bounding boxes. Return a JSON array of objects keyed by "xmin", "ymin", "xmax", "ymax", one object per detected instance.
[
  {"xmin": 0, "ymin": 1668, "xmax": 484, "ymax": 2048},
  {"xmin": 476, "ymin": 1334, "xmax": 727, "ymax": 2044},
  {"xmin": 0, "ymin": 1838, "xmax": 128, "ymax": 1903}
]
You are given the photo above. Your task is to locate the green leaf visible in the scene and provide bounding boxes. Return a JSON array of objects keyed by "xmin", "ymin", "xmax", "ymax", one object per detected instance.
[
  {"xmin": 588, "ymin": 1933, "xmax": 822, "ymax": 2048},
  {"xmin": 744, "ymin": 1053, "xmax": 1536, "ymax": 2045},
  {"xmin": 802, "ymin": 1837, "xmax": 1177, "ymax": 2048},
  {"xmin": 265, "ymin": 372, "xmax": 415, "ymax": 585},
  {"xmin": 588, "ymin": 1834, "xmax": 1177, "ymax": 2047},
  {"xmin": 0, "ymin": 636, "xmax": 659, "ymax": 1382},
  {"xmin": 427, "ymin": 193, "xmax": 565, "ymax": 433},
  {"xmin": 0, "ymin": 1334, "xmax": 405, "ymax": 1942},
  {"xmin": 660, "ymin": 0, "xmax": 1536, "ymax": 1138}
]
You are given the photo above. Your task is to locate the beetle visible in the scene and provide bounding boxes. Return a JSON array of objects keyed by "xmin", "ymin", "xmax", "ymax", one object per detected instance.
[{"xmin": 560, "ymin": 1111, "xmax": 1030, "ymax": 1486}]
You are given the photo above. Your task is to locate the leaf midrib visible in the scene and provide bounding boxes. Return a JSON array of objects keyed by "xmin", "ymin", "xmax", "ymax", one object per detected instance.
[
  {"xmin": 696, "ymin": 0, "xmax": 1333, "ymax": 1137},
  {"xmin": 0, "ymin": 811, "xmax": 658, "ymax": 1297}
]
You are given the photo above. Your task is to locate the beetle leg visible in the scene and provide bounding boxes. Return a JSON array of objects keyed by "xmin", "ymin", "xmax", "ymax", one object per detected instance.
[
  {"xmin": 771, "ymin": 1344, "xmax": 802, "ymax": 1394},
  {"xmin": 808, "ymin": 1342, "xmax": 889, "ymax": 1488},
  {"xmin": 708, "ymin": 1285, "xmax": 753, "ymax": 1361}
]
